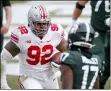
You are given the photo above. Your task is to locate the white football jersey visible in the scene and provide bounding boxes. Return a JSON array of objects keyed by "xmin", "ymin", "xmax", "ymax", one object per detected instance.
[{"xmin": 10, "ymin": 23, "xmax": 65, "ymax": 79}]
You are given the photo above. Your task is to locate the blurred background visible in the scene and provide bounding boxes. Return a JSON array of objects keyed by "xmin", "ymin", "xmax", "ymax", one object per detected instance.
[{"xmin": 2, "ymin": 1, "xmax": 110, "ymax": 89}]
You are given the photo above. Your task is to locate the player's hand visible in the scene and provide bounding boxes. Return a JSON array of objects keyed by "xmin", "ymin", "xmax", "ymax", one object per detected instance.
[
  {"xmin": 65, "ymin": 19, "xmax": 76, "ymax": 32},
  {"xmin": 70, "ymin": 19, "xmax": 76, "ymax": 27},
  {"xmin": 1, "ymin": 23, "xmax": 10, "ymax": 34},
  {"xmin": 51, "ymin": 62, "xmax": 60, "ymax": 68}
]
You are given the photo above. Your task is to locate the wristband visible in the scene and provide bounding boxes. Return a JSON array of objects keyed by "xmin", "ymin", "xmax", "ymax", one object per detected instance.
[{"xmin": 76, "ymin": 2, "xmax": 85, "ymax": 10}]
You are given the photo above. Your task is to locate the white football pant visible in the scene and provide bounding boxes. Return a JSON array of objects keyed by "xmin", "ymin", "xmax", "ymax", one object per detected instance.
[{"xmin": 18, "ymin": 75, "xmax": 59, "ymax": 89}]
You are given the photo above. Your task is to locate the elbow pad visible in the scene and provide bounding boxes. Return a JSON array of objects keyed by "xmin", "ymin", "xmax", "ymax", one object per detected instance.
[{"xmin": 1, "ymin": 48, "xmax": 13, "ymax": 63}]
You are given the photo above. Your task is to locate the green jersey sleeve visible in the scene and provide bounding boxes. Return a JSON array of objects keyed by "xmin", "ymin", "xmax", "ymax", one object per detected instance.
[{"xmin": 60, "ymin": 51, "xmax": 80, "ymax": 70}]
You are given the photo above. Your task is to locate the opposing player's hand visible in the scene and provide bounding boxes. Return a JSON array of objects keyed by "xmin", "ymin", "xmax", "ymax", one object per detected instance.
[
  {"xmin": 65, "ymin": 20, "xmax": 76, "ymax": 32},
  {"xmin": 70, "ymin": 19, "xmax": 76, "ymax": 27}
]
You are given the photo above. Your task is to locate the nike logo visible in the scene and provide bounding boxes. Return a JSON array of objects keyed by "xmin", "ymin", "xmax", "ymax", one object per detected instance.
[
  {"xmin": 47, "ymin": 40, "xmax": 51, "ymax": 42},
  {"xmin": 26, "ymin": 40, "xmax": 31, "ymax": 43},
  {"xmin": 53, "ymin": 78, "xmax": 56, "ymax": 81}
]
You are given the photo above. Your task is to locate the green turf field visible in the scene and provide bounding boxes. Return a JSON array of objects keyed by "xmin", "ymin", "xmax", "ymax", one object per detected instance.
[{"xmin": 7, "ymin": 75, "xmax": 110, "ymax": 89}]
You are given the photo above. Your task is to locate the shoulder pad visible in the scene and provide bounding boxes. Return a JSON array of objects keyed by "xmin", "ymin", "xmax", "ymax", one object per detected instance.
[
  {"xmin": 50, "ymin": 23, "xmax": 63, "ymax": 31},
  {"xmin": 50, "ymin": 23, "xmax": 65, "ymax": 38},
  {"xmin": 10, "ymin": 25, "xmax": 29, "ymax": 42}
]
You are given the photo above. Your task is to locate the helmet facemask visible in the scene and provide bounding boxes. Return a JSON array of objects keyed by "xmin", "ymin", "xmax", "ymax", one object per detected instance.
[
  {"xmin": 28, "ymin": 5, "xmax": 51, "ymax": 38},
  {"xmin": 31, "ymin": 21, "xmax": 50, "ymax": 38}
]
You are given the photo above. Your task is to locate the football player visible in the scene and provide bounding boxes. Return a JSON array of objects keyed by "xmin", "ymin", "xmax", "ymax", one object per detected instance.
[
  {"xmin": 52, "ymin": 22, "xmax": 102, "ymax": 89},
  {"xmin": 70, "ymin": 0, "xmax": 110, "ymax": 89},
  {"xmin": 1, "ymin": 5, "xmax": 68, "ymax": 89}
]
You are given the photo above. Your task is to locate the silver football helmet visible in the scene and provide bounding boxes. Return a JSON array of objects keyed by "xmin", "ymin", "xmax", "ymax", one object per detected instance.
[{"xmin": 28, "ymin": 5, "xmax": 51, "ymax": 37}]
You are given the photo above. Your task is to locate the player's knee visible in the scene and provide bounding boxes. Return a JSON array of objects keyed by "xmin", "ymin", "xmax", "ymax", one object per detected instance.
[
  {"xmin": 23, "ymin": 78, "xmax": 43, "ymax": 89},
  {"xmin": 47, "ymin": 78, "xmax": 59, "ymax": 89}
]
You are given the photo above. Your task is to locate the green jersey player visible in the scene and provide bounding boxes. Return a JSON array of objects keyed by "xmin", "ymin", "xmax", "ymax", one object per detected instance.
[
  {"xmin": 71, "ymin": 0, "xmax": 110, "ymax": 89},
  {"xmin": 53, "ymin": 22, "xmax": 102, "ymax": 89}
]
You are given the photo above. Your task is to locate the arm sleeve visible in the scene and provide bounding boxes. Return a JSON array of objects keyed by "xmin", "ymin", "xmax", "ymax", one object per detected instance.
[
  {"xmin": 60, "ymin": 52, "xmax": 75, "ymax": 69},
  {"xmin": 1, "ymin": 48, "xmax": 13, "ymax": 88},
  {"xmin": 1, "ymin": 48, "xmax": 13, "ymax": 63},
  {"xmin": 10, "ymin": 28, "xmax": 21, "ymax": 49},
  {"xmin": 3, "ymin": 0, "xmax": 11, "ymax": 6}
]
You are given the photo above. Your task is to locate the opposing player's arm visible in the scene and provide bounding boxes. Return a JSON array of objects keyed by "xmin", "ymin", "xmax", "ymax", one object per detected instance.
[
  {"xmin": 56, "ymin": 38, "xmax": 68, "ymax": 52},
  {"xmin": 73, "ymin": 0, "xmax": 89, "ymax": 20},
  {"xmin": 60, "ymin": 64, "xmax": 73, "ymax": 89}
]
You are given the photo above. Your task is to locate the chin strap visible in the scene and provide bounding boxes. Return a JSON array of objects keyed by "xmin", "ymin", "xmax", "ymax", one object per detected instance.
[{"xmin": 32, "ymin": 30, "xmax": 37, "ymax": 36}]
